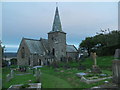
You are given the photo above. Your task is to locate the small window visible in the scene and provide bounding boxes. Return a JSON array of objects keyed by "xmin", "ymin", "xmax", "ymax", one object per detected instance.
[{"xmin": 21, "ymin": 47, "xmax": 25, "ymax": 58}]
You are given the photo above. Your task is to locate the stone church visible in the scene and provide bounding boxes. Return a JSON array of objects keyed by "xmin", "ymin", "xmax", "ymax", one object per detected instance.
[{"xmin": 17, "ymin": 6, "xmax": 78, "ymax": 66}]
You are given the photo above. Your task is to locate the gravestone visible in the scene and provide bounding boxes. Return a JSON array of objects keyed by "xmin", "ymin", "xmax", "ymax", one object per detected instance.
[
  {"xmin": 36, "ymin": 69, "xmax": 41, "ymax": 83},
  {"xmin": 112, "ymin": 50, "xmax": 120, "ymax": 85},
  {"xmin": 6, "ymin": 70, "xmax": 14, "ymax": 82},
  {"xmin": 91, "ymin": 52, "xmax": 102, "ymax": 73},
  {"xmin": 114, "ymin": 49, "xmax": 120, "ymax": 59},
  {"xmin": 34, "ymin": 68, "xmax": 38, "ymax": 76},
  {"xmin": 6, "ymin": 74, "xmax": 11, "ymax": 82},
  {"xmin": 10, "ymin": 70, "xmax": 14, "ymax": 78}
]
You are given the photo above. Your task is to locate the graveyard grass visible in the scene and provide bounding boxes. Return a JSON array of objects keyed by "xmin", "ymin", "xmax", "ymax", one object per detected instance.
[
  {"xmin": 2, "ymin": 56, "xmax": 113, "ymax": 89},
  {"xmin": 2, "ymin": 67, "xmax": 36, "ymax": 89}
]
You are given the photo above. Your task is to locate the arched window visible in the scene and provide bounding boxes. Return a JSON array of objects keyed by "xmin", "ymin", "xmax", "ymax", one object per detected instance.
[{"xmin": 21, "ymin": 47, "xmax": 25, "ymax": 58}]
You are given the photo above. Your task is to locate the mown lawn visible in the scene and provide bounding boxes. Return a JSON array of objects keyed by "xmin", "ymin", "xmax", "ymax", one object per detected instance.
[
  {"xmin": 2, "ymin": 56, "xmax": 113, "ymax": 89},
  {"xmin": 2, "ymin": 67, "xmax": 35, "ymax": 89},
  {"xmin": 42, "ymin": 73, "xmax": 73, "ymax": 88},
  {"xmin": 41, "ymin": 66, "xmax": 112, "ymax": 88},
  {"xmin": 81, "ymin": 56, "xmax": 114, "ymax": 70}
]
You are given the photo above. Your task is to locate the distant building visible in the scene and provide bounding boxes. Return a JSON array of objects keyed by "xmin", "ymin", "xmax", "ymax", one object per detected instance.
[{"xmin": 17, "ymin": 6, "xmax": 78, "ymax": 66}]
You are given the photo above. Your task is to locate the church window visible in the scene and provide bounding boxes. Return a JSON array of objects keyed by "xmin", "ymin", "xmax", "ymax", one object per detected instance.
[{"xmin": 21, "ymin": 47, "xmax": 25, "ymax": 58}]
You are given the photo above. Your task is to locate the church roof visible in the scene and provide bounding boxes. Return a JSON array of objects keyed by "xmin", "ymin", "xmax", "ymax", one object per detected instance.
[
  {"xmin": 66, "ymin": 45, "xmax": 78, "ymax": 53},
  {"xmin": 23, "ymin": 38, "xmax": 78, "ymax": 54},
  {"xmin": 24, "ymin": 38, "xmax": 48, "ymax": 55}
]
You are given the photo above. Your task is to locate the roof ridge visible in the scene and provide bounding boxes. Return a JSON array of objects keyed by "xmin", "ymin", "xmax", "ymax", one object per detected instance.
[
  {"xmin": 23, "ymin": 38, "xmax": 39, "ymax": 41},
  {"xmin": 67, "ymin": 45, "xmax": 74, "ymax": 46}
]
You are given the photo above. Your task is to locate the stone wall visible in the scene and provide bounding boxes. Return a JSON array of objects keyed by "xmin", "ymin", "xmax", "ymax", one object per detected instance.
[
  {"xmin": 48, "ymin": 31, "xmax": 66, "ymax": 61},
  {"xmin": 66, "ymin": 52, "xmax": 78, "ymax": 60},
  {"xmin": 17, "ymin": 39, "xmax": 31, "ymax": 66}
]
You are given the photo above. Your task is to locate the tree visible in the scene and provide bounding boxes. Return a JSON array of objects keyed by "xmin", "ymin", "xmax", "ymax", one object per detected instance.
[
  {"xmin": 80, "ymin": 37, "xmax": 97, "ymax": 55},
  {"xmin": 79, "ymin": 30, "xmax": 120, "ymax": 56}
]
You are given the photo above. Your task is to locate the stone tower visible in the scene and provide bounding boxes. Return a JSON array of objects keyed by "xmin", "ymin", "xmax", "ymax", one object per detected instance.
[{"xmin": 48, "ymin": 6, "xmax": 66, "ymax": 61}]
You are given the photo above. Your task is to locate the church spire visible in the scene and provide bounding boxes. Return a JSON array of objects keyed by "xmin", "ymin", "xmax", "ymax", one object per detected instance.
[{"xmin": 52, "ymin": 4, "xmax": 62, "ymax": 32}]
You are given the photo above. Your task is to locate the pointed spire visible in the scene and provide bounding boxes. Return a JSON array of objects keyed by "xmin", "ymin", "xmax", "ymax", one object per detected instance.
[{"xmin": 52, "ymin": 4, "xmax": 62, "ymax": 32}]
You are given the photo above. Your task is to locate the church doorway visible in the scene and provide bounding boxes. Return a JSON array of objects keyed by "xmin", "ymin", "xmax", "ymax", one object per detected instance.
[
  {"xmin": 52, "ymin": 48, "xmax": 55, "ymax": 56},
  {"xmin": 38, "ymin": 59, "xmax": 41, "ymax": 65}
]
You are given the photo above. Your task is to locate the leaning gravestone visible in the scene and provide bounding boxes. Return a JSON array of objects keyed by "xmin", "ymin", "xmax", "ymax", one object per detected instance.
[{"xmin": 112, "ymin": 49, "xmax": 120, "ymax": 85}]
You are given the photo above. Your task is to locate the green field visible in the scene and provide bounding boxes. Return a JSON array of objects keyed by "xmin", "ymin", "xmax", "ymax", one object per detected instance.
[{"xmin": 2, "ymin": 56, "xmax": 113, "ymax": 89}]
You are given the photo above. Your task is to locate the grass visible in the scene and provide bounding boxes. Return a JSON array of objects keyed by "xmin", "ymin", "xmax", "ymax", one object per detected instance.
[
  {"xmin": 2, "ymin": 56, "xmax": 114, "ymax": 89},
  {"xmin": 81, "ymin": 56, "xmax": 114, "ymax": 70},
  {"xmin": 2, "ymin": 74, "xmax": 35, "ymax": 89},
  {"xmin": 40, "ymin": 66, "xmax": 112, "ymax": 88},
  {"xmin": 42, "ymin": 73, "xmax": 73, "ymax": 88},
  {"xmin": 2, "ymin": 67, "xmax": 35, "ymax": 89}
]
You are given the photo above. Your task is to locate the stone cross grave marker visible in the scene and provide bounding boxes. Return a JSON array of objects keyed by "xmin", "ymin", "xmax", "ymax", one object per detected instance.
[
  {"xmin": 91, "ymin": 52, "xmax": 101, "ymax": 73},
  {"xmin": 91, "ymin": 52, "xmax": 97, "ymax": 66}
]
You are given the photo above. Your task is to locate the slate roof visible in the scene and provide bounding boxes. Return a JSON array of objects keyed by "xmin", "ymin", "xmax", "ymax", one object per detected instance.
[
  {"xmin": 24, "ymin": 38, "xmax": 46, "ymax": 54},
  {"xmin": 40, "ymin": 38, "xmax": 50, "ymax": 52},
  {"xmin": 23, "ymin": 38, "xmax": 78, "ymax": 54},
  {"xmin": 66, "ymin": 45, "xmax": 78, "ymax": 53}
]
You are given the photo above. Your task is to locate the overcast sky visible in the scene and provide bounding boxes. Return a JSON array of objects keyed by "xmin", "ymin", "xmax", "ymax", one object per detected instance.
[{"xmin": 2, "ymin": 2, "xmax": 118, "ymax": 52}]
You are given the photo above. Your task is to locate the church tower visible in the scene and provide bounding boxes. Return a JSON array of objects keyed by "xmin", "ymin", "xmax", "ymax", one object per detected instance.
[{"xmin": 48, "ymin": 6, "xmax": 66, "ymax": 61}]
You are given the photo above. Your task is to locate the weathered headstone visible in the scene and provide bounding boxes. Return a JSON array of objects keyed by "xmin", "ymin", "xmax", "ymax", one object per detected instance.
[
  {"xmin": 36, "ymin": 69, "xmax": 41, "ymax": 83},
  {"xmin": 6, "ymin": 70, "xmax": 14, "ymax": 82},
  {"xmin": 114, "ymin": 49, "xmax": 120, "ymax": 59},
  {"xmin": 34, "ymin": 68, "xmax": 37, "ymax": 76},
  {"xmin": 10, "ymin": 70, "xmax": 14, "ymax": 78},
  {"xmin": 6, "ymin": 74, "xmax": 11, "ymax": 82},
  {"xmin": 112, "ymin": 49, "xmax": 120, "ymax": 85}
]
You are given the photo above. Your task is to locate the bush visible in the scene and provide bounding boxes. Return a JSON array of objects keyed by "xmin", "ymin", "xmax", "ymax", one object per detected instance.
[
  {"xmin": 10, "ymin": 58, "xmax": 17, "ymax": 65},
  {"xmin": 96, "ymin": 44, "xmax": 120, "ymax": 56}
]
